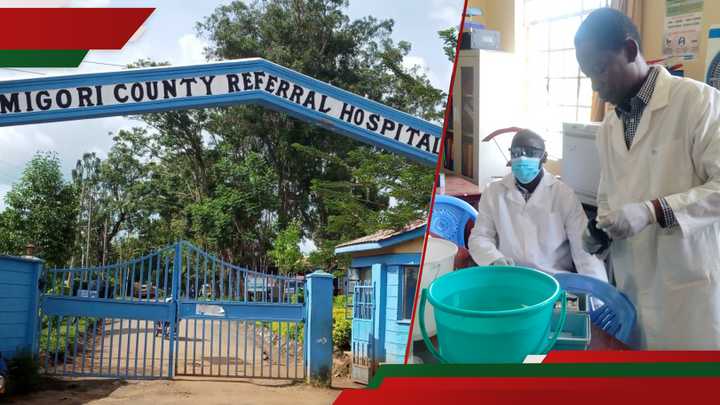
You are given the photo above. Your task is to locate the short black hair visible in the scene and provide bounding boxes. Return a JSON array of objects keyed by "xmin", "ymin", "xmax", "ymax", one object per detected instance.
[{"xmin": 575, "ymin": 7, "xmax": 641, "ymax": 52}]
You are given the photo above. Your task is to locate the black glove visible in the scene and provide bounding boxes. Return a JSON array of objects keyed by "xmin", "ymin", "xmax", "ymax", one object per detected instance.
[{"xmin": 582, "ymin": 217, "xmax": 611, "ymax": 255}]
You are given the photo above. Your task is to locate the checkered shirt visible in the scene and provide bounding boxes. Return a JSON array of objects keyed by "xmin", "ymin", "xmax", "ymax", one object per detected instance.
[
  {"xmin": 615, "ymin": 67, "xmax": 677, "ymax": 229},
  {"xmin": 615, "ymin": 67, "xmax": 659, "ymax": 149}
]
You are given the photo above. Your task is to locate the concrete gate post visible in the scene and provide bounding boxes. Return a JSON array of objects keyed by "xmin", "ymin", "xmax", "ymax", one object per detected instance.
[
  {"xmin": 0, "ymin": 255, "xmax": 43, "ymax": 359},
  {"xmin": 304, "ymin": 270, "xmax": 334, "ymax": 386}
]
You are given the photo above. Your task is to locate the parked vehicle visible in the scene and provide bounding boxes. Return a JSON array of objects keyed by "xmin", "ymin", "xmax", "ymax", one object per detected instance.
[
  {"xmin": 131, "ymin": 282, "xmax": 160, "ymax": 299},
  {"xmin": 73, "ymin": 279, "xmax": 113, "ymax": 299},
  {"xmin": 0, "ymin": 352, "xmax": 7, "ymax": 394},
  {"xmin": 154, "ymin": 298, "xmax": 176, "ymax": 338}
]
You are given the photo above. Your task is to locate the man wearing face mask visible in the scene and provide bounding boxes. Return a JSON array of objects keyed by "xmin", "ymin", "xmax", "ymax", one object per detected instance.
[
  {"xmin": 467, "ymin": 129, "xmax": 607, "ymax": 281},
  {"xmin": 576, "ymin": 8, "xmax": 720, "ymax": 349}
]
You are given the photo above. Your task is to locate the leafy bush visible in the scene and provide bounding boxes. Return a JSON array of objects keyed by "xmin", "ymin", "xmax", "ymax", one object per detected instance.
[
  {"xmin": 333, "ymin": 316, "xmax": 351, "ymax": 351},
  {"xmin": 332, "ymin": 295, "xmax": 351, "ymax": 350},
  {"xmin": 6, "ymin": 348, "xmax": 41, "ymax": 395},
  {"xmin": 293, "ymin": 289, "xmax": 304, "ymax": 304}
]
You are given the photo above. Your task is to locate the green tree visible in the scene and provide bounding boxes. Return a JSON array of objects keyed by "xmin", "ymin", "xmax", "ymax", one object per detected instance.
[
  {"xmin": 195, "ymin": 0, "xmax": 441, "ymax": 264},
  {"xmin": 0, "ymin": 153, "xmax": 77, "ymax": 267},
  {"xmin": 0, "ymin": 210, "xmax": 23, "ymax": 255},
  {"xmin": 71, "ymin": 152, "xmax": 101, "ymax": 267},
  {"xmin": 44, "ymin": 0, "xmax": 443, "ymax": 273},
  {"xmin": 438, "ymin": 26, "xmax": 458, "ymax": 62},
  {"xmin": 67, "ymin": 128, "xmax": 158, "ymax": 266},
  {"xmin": 268, "ymin": 219, "xmax": 306, "ymax": 275},
  {"xmin": 187, "ymin": 151, "xmax": 279, "ymax": 265}
]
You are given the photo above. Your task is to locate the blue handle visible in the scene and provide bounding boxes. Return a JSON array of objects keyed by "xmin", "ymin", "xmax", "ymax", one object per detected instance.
[
  {"xmin": 419, "ymin": 289, "xmax": 448, "ymax": 363},
  {"xmin": 537, "ymin": 291, "xmax": 567, "ymax": 354}
]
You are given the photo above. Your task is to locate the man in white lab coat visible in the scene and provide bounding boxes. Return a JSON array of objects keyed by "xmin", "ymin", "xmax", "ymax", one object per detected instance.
[
  {"xmin": 467, "ymin": 129, "xmax": 608, "ymax": 281},
  {"xmin": 576, "ymin": 8, "xmax": 720, "ymax": 349}
]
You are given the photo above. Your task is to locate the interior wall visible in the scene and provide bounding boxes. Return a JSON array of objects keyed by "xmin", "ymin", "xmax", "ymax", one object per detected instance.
[
  {"xmin": 642, "ymin": 1, "xmax": 720, "ymax": 82},
  {"xmin": 467, "ymin": 0, "xmax": 720, "ymax": 90},
  {"xmin": 466, "ymin": 0, "xmax": 516, "ymax": 52},
  {"xmin": 465, "ymin": 0, "xmax": 563, "ymax": 175}
]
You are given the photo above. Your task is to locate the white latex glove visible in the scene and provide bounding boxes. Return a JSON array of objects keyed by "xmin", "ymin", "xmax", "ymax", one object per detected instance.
[
  {"xmin": 490, "ymin": 257, "xmax": 515, "ymax": 266},
  {"xmin": 597, "ymin": 202, "xmax": 656, "ymax": 240}
]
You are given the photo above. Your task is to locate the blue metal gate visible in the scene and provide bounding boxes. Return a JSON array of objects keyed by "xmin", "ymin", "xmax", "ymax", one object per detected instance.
[
  {"xmin": 350, "ymin": 283, "xmax": 375, "ymax": 384},
  {"xmin": 173, "ymin": 243, "xmax": 305, "ymax": 379},
  {"xmin": 38, "ymin": 241, "xmax": 305, "ymax": 380}
]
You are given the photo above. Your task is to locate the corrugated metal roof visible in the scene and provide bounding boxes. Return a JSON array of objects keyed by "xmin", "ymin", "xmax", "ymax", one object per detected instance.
[{"xmin": 335, "ymin": 218, "xmax": 427, "ymax": 248}]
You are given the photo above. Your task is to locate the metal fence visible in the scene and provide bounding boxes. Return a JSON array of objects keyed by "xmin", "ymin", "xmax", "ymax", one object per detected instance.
[
  {"xmin": 40, "ymin": 246, "xmax": 176, "ymax": 378},
  {"xmin": 39, "ymin": 241, "xmax": 306, "ymax": 380},
  {"xmin": 173, "ymin": 243, "xmax": 305, "ymax": 379}
]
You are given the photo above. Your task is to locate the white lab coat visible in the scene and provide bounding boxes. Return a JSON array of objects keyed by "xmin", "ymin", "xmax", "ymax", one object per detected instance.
[
  {"xmin": 596, "ymin": 67, "xmax": 720, "ymax": 349},
  {"xmin": 468, "ymin": 169, "xmax": 608, "ymax": 281}
]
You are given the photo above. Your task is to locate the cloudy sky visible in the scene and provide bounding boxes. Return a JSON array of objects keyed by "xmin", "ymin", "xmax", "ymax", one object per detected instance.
[{"xmin": 0, "ymin": 0, "xmax": 463, "ymax": 209}]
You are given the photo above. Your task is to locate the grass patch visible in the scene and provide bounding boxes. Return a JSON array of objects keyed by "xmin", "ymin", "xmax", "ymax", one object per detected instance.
[{"xmin": 39, "ymin": 316, "xmax": 98, "ymax": 363}]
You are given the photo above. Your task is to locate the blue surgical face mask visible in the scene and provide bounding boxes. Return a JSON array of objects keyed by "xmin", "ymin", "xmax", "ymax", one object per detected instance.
[{"xmin": 511, "ymin": 157, "xmax": 541, "ymax": 184}]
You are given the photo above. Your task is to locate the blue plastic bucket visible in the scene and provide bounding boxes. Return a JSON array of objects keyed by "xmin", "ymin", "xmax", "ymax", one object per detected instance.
[{"xmin": 419, "ymin": 266, "xmax": 566, "ymax": 363}]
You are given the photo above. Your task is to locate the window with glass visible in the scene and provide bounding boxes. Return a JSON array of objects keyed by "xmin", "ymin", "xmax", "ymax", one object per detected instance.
[
  {"xmin": 522, "ymin": 0, "xmax": 610, "ymax": 158},
  {"xmin": 348, "ymin": 267, "xmax": 373, "ymax": 319},
  {"xmin": 399, "ymin": 266, "xmax": 419, "ymax": 321},
  {"xmin": 460, "ymin": 66, "xmax": 475, "ymax": 178}
]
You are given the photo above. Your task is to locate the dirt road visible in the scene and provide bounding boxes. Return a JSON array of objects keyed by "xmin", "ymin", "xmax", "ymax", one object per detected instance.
[
  {"xmin": 45, "ymin": 318, "xmax": 304, "ymax": 379},
  {"xmin": 30, "ymin": 317, "xmax": 360, "ymax": 404},
  {"xmin": 5, "ymin": 377, "xmax": 349, "ymax": 405}
]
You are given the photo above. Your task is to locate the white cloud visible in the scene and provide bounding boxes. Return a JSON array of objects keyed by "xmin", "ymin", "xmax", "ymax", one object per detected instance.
[
  {"xmin": 0, "ymin": 117, "xmax": 128, "ymax": 182},
  {"xmin": 403, "ymin": 55, "xmax": 441, "ymax": 90},
  {"xmin": 299, "ymin": 237, "xmax": 317, "ymax": 255},
  {"xmin": 0, "ymin": 127, "xmax": 57, "ymax": 208},
  {"xmin": 430, "ymin": 0, "xmax": 463, "ymax": 27},
  {"xmin": 0, "ymin": 127, "xmax": 56, "ymax": 166},
  {"xmin": 178, "ymin": 34, "xmax": 208, "ymax": 66},
  {"xmin": 403, "ymin": 55, "xmax": 427, "ymax": 71}
]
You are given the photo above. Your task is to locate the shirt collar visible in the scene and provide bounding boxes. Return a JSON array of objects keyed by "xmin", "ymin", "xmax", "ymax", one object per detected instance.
[{"xmin": 615, "ymin": 66, "xmax": 660, "ymax": 117}]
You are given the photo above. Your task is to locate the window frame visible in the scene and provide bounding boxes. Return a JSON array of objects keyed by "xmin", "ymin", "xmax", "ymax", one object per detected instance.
[
  {"xmin": 397, "ymin": 265, "xmax": 419, "ymax": 322},
  {"xmin": 520, "ymin": 0, "xmax": 610, "ymax": 158}
]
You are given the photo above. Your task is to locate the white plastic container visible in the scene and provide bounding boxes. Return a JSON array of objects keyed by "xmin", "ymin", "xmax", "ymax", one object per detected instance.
[{"xmin": 412, "ymin": 236, "xmax": 458, "ymax": 341}]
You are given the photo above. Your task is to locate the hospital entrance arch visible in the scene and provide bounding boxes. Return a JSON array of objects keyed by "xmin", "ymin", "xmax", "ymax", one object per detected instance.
[
  {"xmin": 0, "ymin": 58, "xmax": 442, "ymax": 165},
  {"xmin": 0, "ymin": 58, "xmax": 441, "ymax": 381}
]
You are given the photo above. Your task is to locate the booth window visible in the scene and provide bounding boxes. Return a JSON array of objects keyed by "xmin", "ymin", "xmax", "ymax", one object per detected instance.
[
  {"xmin": 460, "ymin": 66, "xmax": 475, "ymax": 178},
  {"xmin": 399, "ymin": 266, "xmax": 419, "ymax": 321},
  {"xmin": 347, "ymin": 267, "xmax": 373, "ymax": 319},
  {"xmin": 522, "ymin": 0, "xmax": 609, "ymax": 158}
]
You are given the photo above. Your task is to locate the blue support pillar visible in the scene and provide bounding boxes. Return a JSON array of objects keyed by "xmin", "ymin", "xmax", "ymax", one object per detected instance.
[
  {"xmin": 28, "ymin": 259, "xmax": 42, "ymax": 356},
  {"xmin": 167, "ymin": 242, "xmax": 181, "ymax": 378},
  {"xmin": 372, "ymin": 263, "xmax": 387, "ymax": 364},
  {"xmin": 0, "ymin": 255, "xmax": 43, "ymax": 359},
  {"xmin": 304, "ymin": 270, "xmax": 334, "ymax": 386}
]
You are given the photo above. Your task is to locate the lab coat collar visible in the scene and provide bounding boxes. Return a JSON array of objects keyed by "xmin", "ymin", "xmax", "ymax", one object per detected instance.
[
  {"xmin": 646, "ymin": 65, "xmax": 672, "ymax": 113},
  {"xmin": 500, "ymin": 169, "xmax": 556, "ymax": 204},
  {"xmin": 605, "ymin": 66, "xmax": 673, "ymax": 153}
]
